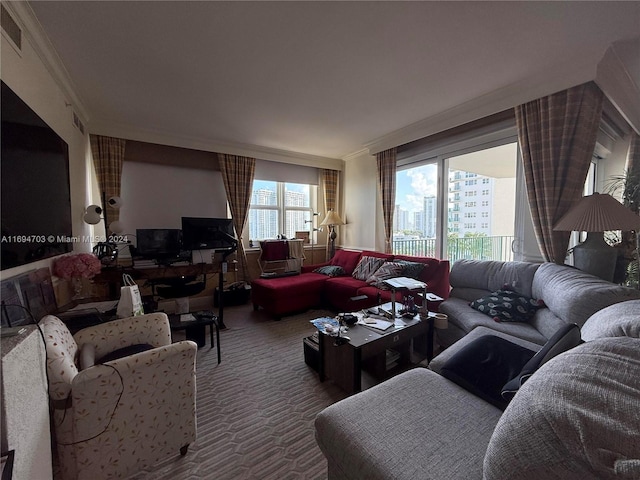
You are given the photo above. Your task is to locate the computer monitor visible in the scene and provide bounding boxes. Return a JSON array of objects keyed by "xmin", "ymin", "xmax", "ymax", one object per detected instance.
[
  {"xmin": 181, "ymin": 217, "xmax": 236, "ymax": 251},
  {"xmin": 135, "ymin": 229, "xmax": 183, "ymax": 262}
]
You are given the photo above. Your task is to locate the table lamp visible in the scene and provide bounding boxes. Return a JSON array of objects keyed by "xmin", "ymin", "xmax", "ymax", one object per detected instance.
[
  {"xmin": 320, "ymin": 210, "xmax": 345, "ymax": 259},
  {"xmin": 554, "ymin": 192, "xmax": 639, "ymax": 282}
]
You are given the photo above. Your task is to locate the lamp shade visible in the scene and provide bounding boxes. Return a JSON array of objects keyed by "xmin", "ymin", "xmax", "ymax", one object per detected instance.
[
  {"xmin": 554, "ymin": 193, "xmax": 640, "ymax": 232},
  {"xmin": 107, "ymin": 196, "xmax": 123, "ymax": 209},
  {"xmin": 83, "ymin": 205, "xmax": 103, "ymax": 225},
  {"xmin": 320, "ymin": 210, "xmax": 345, "ymax": 226}
]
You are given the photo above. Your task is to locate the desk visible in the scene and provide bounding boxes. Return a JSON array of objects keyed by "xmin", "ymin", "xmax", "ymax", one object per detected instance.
[{"xmin": 96, "ymin": 262, "xmax": 238, "ymax": 299}]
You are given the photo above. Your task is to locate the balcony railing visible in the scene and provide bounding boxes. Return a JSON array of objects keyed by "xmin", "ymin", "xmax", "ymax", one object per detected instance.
[{"xmin": 393, "ymin": 236, "xmax": 514, "ymax": 262}]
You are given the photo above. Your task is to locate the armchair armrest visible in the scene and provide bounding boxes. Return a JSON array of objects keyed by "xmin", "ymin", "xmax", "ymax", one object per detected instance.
[
  {"xmin": 67, "ymin": 340, "xmax": 197, "ymax": 444},
  {"xmin": 73, "ymin": 312, "xmax": 172, "ymax": 360}
]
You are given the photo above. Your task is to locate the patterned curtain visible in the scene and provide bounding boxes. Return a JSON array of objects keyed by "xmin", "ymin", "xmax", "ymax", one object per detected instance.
[
  {"xmin": 218, "ymin": 154, "xmax": 256, "ymax": 282},
  {"xmin": 376, "ymin": 148, "xmax": 397, "ymax": 254},
  {"xmin": 89, "ymin": 135, "xmax": 126, "ymax": 228},
  {"xmin": 516, "ymin": 82, "xmax": 604, "ymax": 263},
  {"xmin": 322, "ymin": 169, "xmax": 339, "ymax": 259}
]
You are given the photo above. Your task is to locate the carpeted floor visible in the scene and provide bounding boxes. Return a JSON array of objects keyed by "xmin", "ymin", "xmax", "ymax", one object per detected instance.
[{"xmin": 128, "ymin": 304, "xmax": 348, "ymax": 480}]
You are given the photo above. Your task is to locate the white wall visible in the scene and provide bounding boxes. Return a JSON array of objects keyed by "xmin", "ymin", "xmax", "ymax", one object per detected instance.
[
  {"xmin": 119, "ymin": 162, "xmax": 228, "ymax": 239},
  {"xmin": 342, "ymin": 151, "xmax": 382, "ymax": 251}
]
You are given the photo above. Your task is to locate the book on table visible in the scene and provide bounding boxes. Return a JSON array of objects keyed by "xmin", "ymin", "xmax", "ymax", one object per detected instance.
[{"xmin": 383, "ymin": 277, "xmax": 426, "ymax": 290}]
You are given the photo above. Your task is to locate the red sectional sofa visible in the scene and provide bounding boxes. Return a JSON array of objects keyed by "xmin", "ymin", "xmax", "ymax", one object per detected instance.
[{"xmin": 251, "ymin": 249, "xmax": 450, "ymax": 318}]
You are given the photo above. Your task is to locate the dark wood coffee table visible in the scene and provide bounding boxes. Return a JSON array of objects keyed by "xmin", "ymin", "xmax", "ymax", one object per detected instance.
[
  {"xmin": 169, "ymin": 311, "xmax": 221, "ymax": 364},
  {"xmin": 317, "ymin": 314, "xmax": 432, "ymax": 394}
]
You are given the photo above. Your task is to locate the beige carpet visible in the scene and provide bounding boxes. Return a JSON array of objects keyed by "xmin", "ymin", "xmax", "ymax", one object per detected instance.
[{"xmin": 128, "ymin": 306, "xmax": 348, "ymax": 480}]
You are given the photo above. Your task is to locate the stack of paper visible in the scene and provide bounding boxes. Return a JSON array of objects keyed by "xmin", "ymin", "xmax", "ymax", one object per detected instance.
[{"xmin": 383, "ymin": 277, "xmax": 426, "ymax": 290}]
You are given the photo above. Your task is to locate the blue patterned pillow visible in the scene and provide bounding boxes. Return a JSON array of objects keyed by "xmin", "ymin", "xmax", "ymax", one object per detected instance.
[
  {"xmin": 470, "ymin": 289, "xmax": 544, "ymax": 323},
  {"xmin": 395, "ymin": 260, "xmax": 426, "ymax": 279},
  {"xmin": 352, "ymin": 256, "xmax": 386, "ymax": 281},
  {"xmin": 313, "ymin": 265, "xmax": 345, "ymax": 277}
]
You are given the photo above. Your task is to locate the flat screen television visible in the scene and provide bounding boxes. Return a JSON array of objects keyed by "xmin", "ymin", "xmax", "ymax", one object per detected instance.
[
  {"xmin": 181, "ymin": 217, "xmax": 236, "ymax": 250},
  {"xmin": 1, "ymin": 81, "xmax": 72, "ymax": 270},
  {"xmin": 135, "ymin": 229, "xmax": 183, "ymax": 263}
]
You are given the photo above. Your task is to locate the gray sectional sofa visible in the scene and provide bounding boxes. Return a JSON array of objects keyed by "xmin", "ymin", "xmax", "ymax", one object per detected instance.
[
  {"xmin": 437, "ymin": 259, "xmax": 640, "ymax": 348},
  {"xmin": 314, "ymin": 299, "xmax": 640, "ymax": 480}
]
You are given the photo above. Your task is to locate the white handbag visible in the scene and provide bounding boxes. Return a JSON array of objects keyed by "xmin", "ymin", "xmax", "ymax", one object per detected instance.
[{"xmin": 116, "ymin": 274, "xmax": 145, "ymax": 318}]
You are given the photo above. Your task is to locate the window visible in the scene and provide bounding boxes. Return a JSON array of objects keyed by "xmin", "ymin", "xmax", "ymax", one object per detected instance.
[
  {"xmin": 395, "ymin": 138, "xmax": 520, "ymax": 261},
  {"xmin": 248, "ymin": 181, "xmax": 316, "ymax": 243}
]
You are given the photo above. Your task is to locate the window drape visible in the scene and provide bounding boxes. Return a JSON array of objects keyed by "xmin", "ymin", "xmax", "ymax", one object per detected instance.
[
  {"xmin": 516, "ymin": 81, "xmax": 604, "ymax": 263},
  {"xmin": 321, "ymin": 169, "xmax": 339, "ymax": 259},
  {"xmin": 218, "ymin": 154, "xmax": 256, "ymax": 282},
  {"xmin": 89, "ymin": 135, "xmax": 126, "ymax": 228},
  {"xmin": 376, "ymin": 148, "xmax": 397, "ymax": 254}
]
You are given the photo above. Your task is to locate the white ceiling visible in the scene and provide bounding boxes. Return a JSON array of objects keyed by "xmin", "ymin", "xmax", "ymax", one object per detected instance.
[{"xmin": 27, "ymin": 1, "xmax": 640, "ymax": 160}]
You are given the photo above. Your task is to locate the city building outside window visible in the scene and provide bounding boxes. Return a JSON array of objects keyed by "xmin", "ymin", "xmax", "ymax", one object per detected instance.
[
  {"xmin": 248, "ymin": 180, "xmax": 315, "ymax": 243},
  {"xmin": 394, "ymin": 142, "xmax": 518, "ymax": 262}
]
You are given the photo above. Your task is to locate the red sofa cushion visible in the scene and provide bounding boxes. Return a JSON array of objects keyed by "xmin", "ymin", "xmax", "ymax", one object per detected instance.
[
  {"xmin": 394, "ymin": 255, "xmax": 451, "ymax": 301},
  {"xmin": 324, "ymin": 276, "xmax": 369, "ymax": 312},
  {"xmin": 361, "ymin": 250, "xmax": 394, "ymax": 261},
  {"xmin": 251, "ymin": 273, "xmax": 328, "ymax": 317},
  {"xmin": 329, "ymin": 249, "xmax": 362, "ymax": 275}
]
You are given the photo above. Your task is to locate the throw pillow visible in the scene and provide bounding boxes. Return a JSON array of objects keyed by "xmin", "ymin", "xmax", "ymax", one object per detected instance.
[
  {"xmin": 470, "ymin": 289, "xmax": 544, "ymax": 323},
  {"xmin": 97, "ymin": 344, "xmax": 155, "ymax": 364},
  {"xmin": 501, "ymin": 323, "xmax": 582, "ymax": 402},
  {"xmin": 313, "ymin": 265, "xmax": 346, "ymax": 277},
  {"xmin": 352, "ymin": 256, "xmax": 386, "ymax": 281},
  {"xmin": 394, "ymin": 260, "xmax": 426, "ymax": 280},
  {"xmin": 365, "ymin": 261, "xmax": 404, "ymax": 289},
  {"xmin": 440, "ymin": 335, "xmax": 536, "ymax": 410}
]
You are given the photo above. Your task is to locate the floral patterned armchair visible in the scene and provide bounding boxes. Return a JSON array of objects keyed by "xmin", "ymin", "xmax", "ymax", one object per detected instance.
[{"xmin": 40, "ymin": 313, "xmax": 197, "ymax": 480}]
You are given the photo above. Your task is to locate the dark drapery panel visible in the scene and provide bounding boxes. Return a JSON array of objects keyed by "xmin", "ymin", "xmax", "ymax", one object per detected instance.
[
  {"xmin": 376, "ymin": 148, "xmax": 397, "ymax": 254},
  {"xmin": 218, "ymin": 154, "xmax": 256, "ymax": 281},
  {"xmin": 322, "ymin": 169, "xmax": 339, "ymax": 259},
  {"xmin": 89, "ymin": 135, "xmax": 126, "ymax": 229},
  {"xmin": 516, "ymin": 82, "xmax": 604, "ymax": 263}
]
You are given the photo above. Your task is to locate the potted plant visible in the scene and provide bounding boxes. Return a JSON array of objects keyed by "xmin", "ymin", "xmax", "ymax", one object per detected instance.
[{"xmin": 605, "ymin": 170, "xmax": 640, "ymax": 287}]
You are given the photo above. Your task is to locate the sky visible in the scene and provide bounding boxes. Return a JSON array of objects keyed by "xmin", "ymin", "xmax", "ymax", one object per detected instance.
[{"xmin": 397, "ymin": 164, "xmax": 438, "ymax": 213}]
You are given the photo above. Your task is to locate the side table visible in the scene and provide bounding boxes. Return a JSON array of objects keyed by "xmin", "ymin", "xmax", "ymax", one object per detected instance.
[{"xmin": 169, "ymin": 311, "xmax": 221, "ymax": 364}]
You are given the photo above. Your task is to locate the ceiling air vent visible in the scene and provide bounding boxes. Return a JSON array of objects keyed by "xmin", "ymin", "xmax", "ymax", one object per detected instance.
[
  {"xmin": 72, "ymin": 111, "xmax": 85, "ymax": 135},
  {"xmin": 1, "ymin": 4, "xmax": 22, "ymax": 51}
]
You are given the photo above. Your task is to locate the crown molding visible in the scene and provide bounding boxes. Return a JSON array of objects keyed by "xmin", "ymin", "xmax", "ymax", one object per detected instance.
[
  {"xmin": 596, "ymin": 39, "xmax": 640, "ymax": 136},
  {"xmin": 6, "ymin": 1, "xmax": 90, "ymax": 123},
  {"xmin": 363, "ymin": 58, "xmax": 597, "ymax": 155},
  {"xmin": 89, "ymin": 117, "xmax": 344, "ymax": 171},
  {"xmin": 342, "ymin": 148, "xmax": 372, "ymax": 162}
]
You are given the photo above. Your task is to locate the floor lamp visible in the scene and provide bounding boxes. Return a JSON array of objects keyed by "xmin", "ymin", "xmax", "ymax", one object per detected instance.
[
  {"xmin": 304, "ymin": 212, "xmax": 320, "ymax": 264},
  {"xmin": 320, "ymin": 210, "xmax": 345, "ymax": 259},
  {"xmin": 554, "ymin": 192, "xmax": 640, "ymax": 283}
]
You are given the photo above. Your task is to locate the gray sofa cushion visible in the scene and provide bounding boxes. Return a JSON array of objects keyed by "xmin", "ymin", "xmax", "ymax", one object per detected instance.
[
  {"xmin": 532, "ymin": 263, "xmax": 640, "ymax": 328},
  {"xmin": 484, "ymin": 337, "xmax": 640, "ymax": 480},
  {"xmin": 581, "ymin": 299, "xmax": 640, "ymax": 341},
  {"xmin": 315, "ymin": 368, "xmax": 502, "ymax": 480},
  {"xmin": 449, "ymin": 259, "xmax": 540, "ymax": 298},
  {"xmin": 440, "ymin": 298, "xmax": 548, "ymax": 345}
]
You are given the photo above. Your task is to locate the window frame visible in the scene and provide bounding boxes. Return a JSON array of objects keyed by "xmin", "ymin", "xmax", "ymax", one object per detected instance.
[
  {"xmin": 396, "ymin": 125, "xmax": 530, "ymax": 260},
  {"xmin": 246, "ymin": 181, "xmax": 317, "ymax": 246}
]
